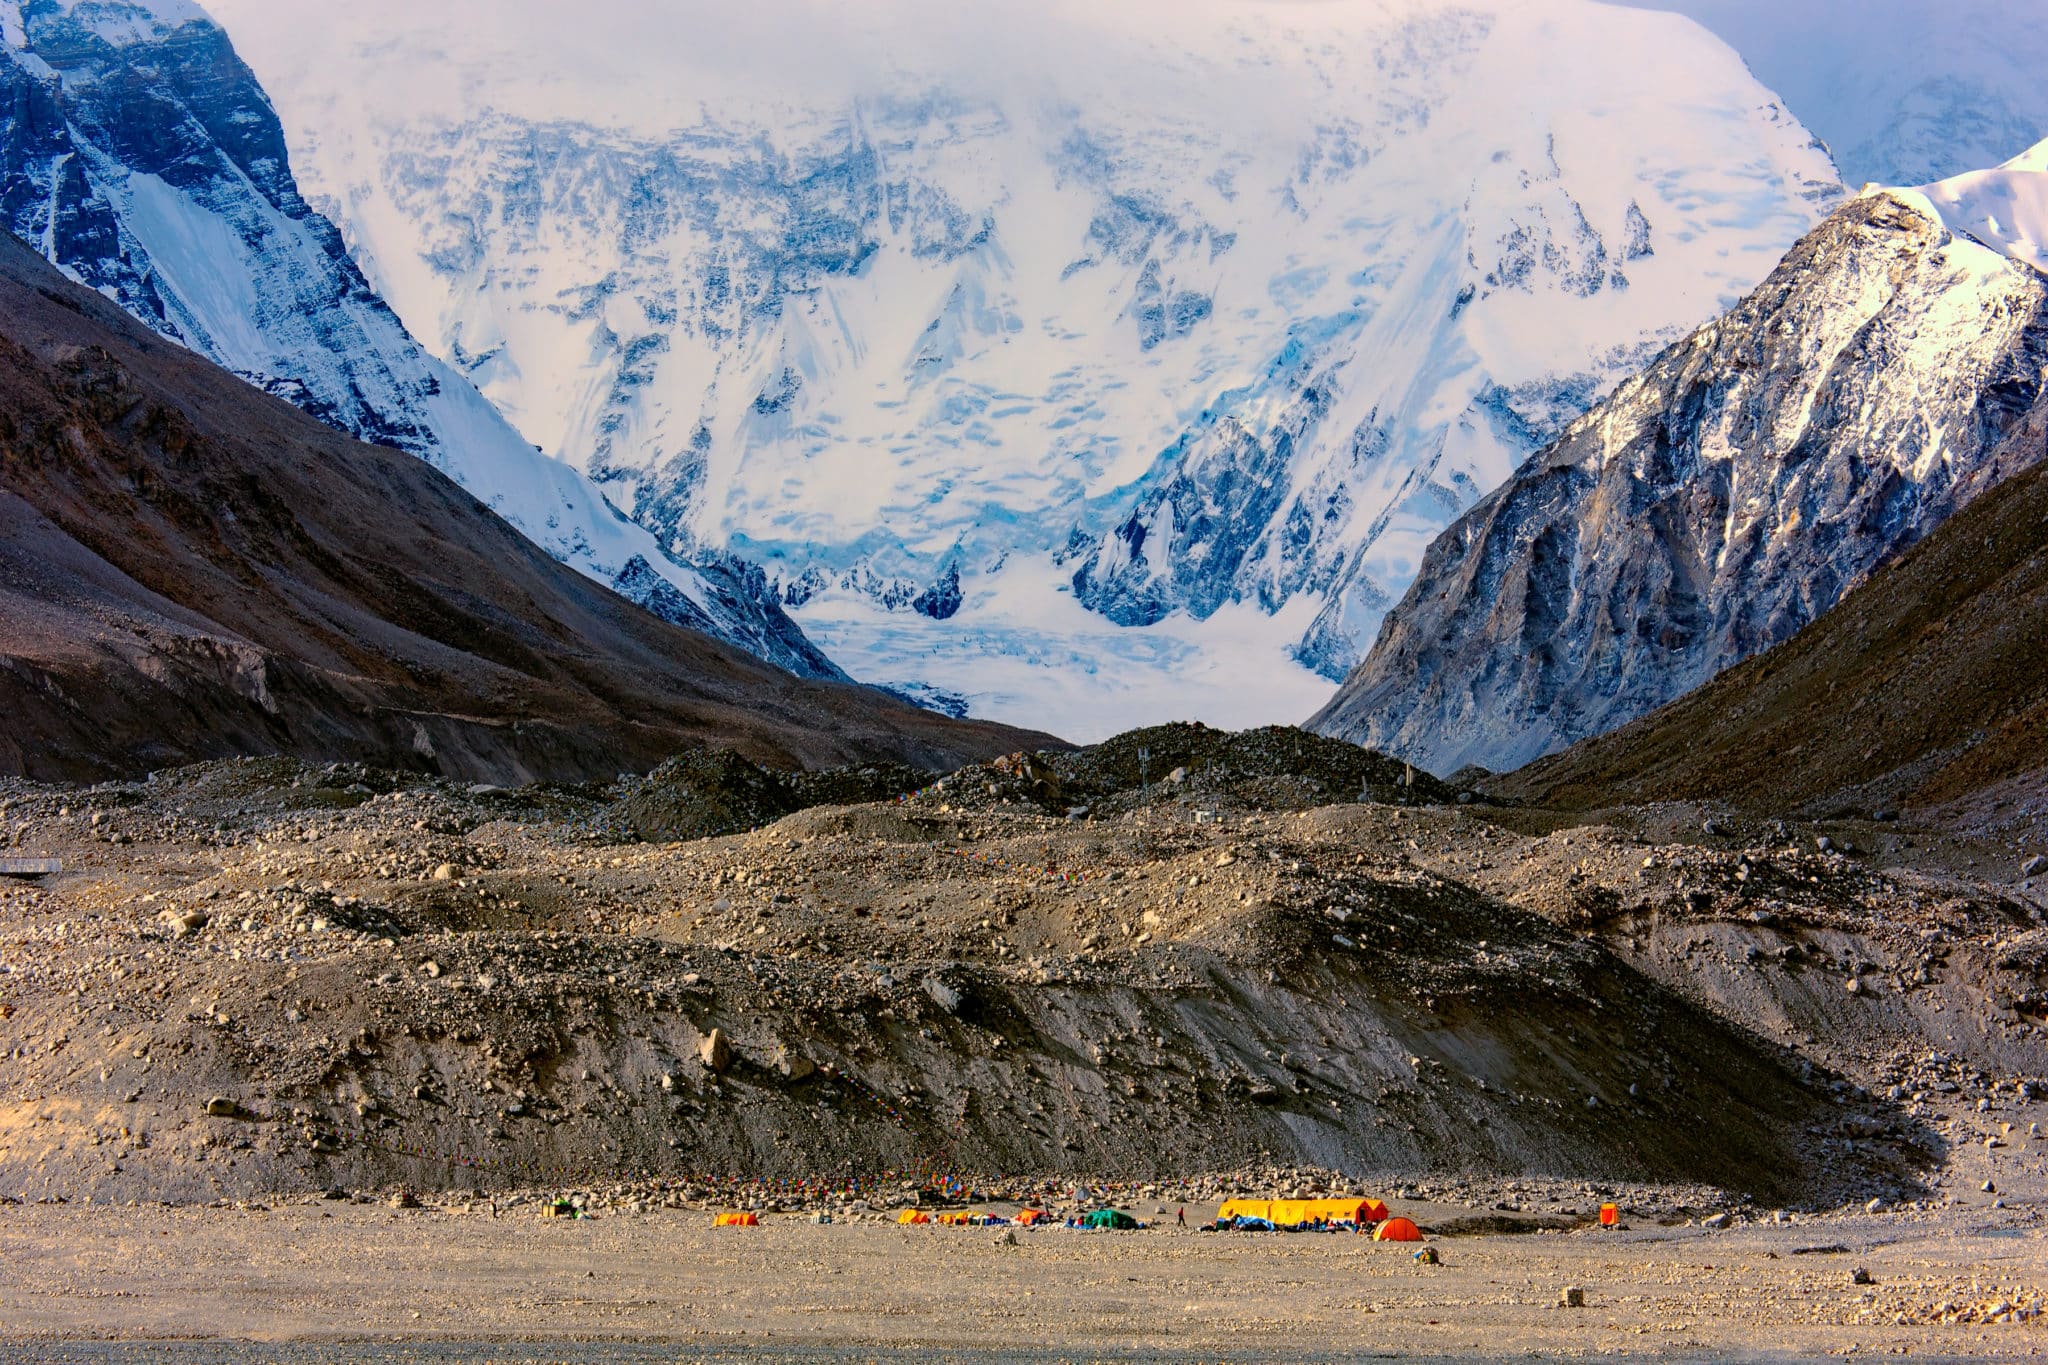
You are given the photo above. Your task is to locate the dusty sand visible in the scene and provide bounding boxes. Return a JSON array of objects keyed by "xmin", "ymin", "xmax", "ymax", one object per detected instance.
[{"xmin": 0, "ymin": 1200, "xmax": 2042, "ymax": 1361}]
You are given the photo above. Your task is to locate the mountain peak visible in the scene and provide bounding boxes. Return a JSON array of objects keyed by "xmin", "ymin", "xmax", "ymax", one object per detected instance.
[
  {"xmin": 1914, "ymin": 136, "xmax": 2048, "ymax": 275},
  {"xmin": 6, "ymin": 0, "xmax": 211, "ymax": 48},
  {"xmin": 1311, "ymin": 181, "xmax": 2048, "ymax": 773},
  {"xmin": 201, "ymin": 0, "xmax": 1841, "ymax": 738}
]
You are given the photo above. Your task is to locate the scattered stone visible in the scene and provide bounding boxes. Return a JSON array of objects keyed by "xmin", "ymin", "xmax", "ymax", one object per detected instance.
[
  {"xmin": 1864, "ymin": 1198, "xmax": 1885, "ymax": 1215},
  {"xmin": 923, "ymin": 974, "xmax": 963, "ymax": 1015},
  {"xmin": 1850, "ymin": 1267, "xmax": 1873, "ymax": 1286},
  {"xmin": 699, "ymin": 1028, "xmax": 732, "ymax": 1073},
  {"xmin": 1560, "ymin": 1286, "xmax": 1586, "ymax": 1309},
  {"xmin": 432, "ymin": 864, "xmax": 458, "ymax": 881},
  {"xmin": 203, "ymin": 1096, "xmax": 238, "ymax": 1117},
  {"xmin": 1702, "ymin": 1212, "xmax": 1730, "ymax": 1230},
  {"xmin": 2024, "ymin": 855, "xmax": 2047, "ymax": 879}
]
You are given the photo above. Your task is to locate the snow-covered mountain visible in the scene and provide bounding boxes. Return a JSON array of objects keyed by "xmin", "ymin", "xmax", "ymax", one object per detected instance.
[
  {"xmin": 200, "ymin": 0, "xmax": 1840, "ymax": 739},
  {"xmin": 1626, "ymin": 0, "xmax": 2048, "ymax": 188},
  {"xmin": 0, "ymin": 0, "xmax": 843, "ymax": 681},
  {"xmin": 1311, "ymin": 141, "xmax": 2048, "ymax": 774}
]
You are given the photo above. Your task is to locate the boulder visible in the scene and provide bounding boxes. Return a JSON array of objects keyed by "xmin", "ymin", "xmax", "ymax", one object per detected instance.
[{"xmin": 923, "ymin": 973, "xmax": 964, "ymax": 1015}]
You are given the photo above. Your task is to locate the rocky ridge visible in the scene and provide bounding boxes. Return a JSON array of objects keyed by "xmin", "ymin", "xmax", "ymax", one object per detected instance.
[
  {"xmin": 1313, "ymin": 185, "xmax": 2048, "ymax": 775},
  {"xmin": 3, "ymin": 730, "xmax": 2043, "ymax": 1222},
  {"xmin": 1488, "ymin": 437, "xmax": 2048, "ymax": 832}
]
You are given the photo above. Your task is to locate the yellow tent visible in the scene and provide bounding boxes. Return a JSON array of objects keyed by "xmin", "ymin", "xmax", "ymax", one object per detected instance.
[
  {"xmin": 713, "ymin": 1211, "xmax": 759, "ymax": 1227},
  {"xmin": 897, "ymin": 1208, "xmax": 932, "ymax": 1225},
  {"xmin": 1373, "ymin": 1216, "xmax": 1424, "ymax": 1242},
  {"xmin": 1218, "ymin": 1197, "xmax": 1387, "ymax": 1227}
]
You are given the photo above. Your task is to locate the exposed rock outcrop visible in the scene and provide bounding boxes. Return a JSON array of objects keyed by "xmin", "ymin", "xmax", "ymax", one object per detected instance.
[{"xmin": 1314, "ymin": 183, "xmax": 2048, "ymax": 773}]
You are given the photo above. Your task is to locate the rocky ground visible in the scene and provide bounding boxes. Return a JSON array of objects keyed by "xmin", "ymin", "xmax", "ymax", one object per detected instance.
[
  {"xmin": 1, "ymin": 725, "xmax": 2044, "ymax": 1237},
  {"xmin": 0, "ymin": 1197, "xmax": 2042, "ymax": 1360}
]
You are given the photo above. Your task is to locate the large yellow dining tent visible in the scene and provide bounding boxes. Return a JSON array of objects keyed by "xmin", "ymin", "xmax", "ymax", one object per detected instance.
[{"xmin": 1217, "ymin": 1197, "xmax": 1388, "ymax": 1227}]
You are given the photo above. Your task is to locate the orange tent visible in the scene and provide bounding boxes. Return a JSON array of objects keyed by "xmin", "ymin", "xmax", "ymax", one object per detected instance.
[
  {"xmin": 713, "ymin": 1212, "xmax": 759, "ymax": 1227},
  {"xmin": 1218, "ymin": 1198, "xmax": 1388, "ymax": 1227},
  {"xmin": 1373, "ymin": 1217, "xmax": 1424, "ymax": 1242},
  {"xmin": 1015, "ymin": 1208, "xmax": 1051, "ymax": 1226},
  {"xmin": 897, "ymin": 1209, "xmax": 932, "ymax": 1225}
]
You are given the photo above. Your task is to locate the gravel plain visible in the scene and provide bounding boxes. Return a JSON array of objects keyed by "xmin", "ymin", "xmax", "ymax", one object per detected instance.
[{"xmin": 0, "ymin": 1196, "xmax": 2043, "ymax": 1361}]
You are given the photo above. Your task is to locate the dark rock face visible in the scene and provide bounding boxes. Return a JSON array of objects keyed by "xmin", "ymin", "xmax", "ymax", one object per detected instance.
[
  {"xmin": 1492, "ymin": 403, "xmax": 2048, "ymax": 821},
  {"xmin": 911, "ymin": 563, "xmax": 963, "ymax": 622},
  {"xmin": 1312, "ymin": 191, "xmax": 2048, "ymax": 774},
  {"xmin": 1072, "ymin": 342, "xmax": 1343, "ymax": 632},
  {"xmin": 612, "ymin": 554, "xmax": 849, "ymax": 684}
]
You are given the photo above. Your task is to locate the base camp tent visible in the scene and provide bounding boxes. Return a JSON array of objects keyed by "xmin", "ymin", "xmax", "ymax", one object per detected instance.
[
  {"xmin": 898, "ymin": 1209, "xmax": 933, "ymax": 1225},
  {"xmin": 1081, "ymin": 1208, "xmax": 1140, "ymax": 1230},
  {"xmin": 1218, "ymin": 1198, "xmax": 1388, "ymax": 1228},
  {"xmin": 1373, "ymin": 1217, "xmax": 1424, "ymax": 1242},
  {"xmin": 1015, "ymin": 1208, "xmax": 1052, "ymax": 1226},
  {"xmin": 713, "ymin": 1212, "xmax": 759, "ymax": 1227}
]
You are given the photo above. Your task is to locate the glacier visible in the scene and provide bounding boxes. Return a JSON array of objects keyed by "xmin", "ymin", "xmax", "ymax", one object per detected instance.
[
  {"xmin": 198, "ymin": 0, "xmax": 1844, "ymax": 739},
  {"xmin": 0, "ymin": 0, "xmax": 843, "ymax": 682}
]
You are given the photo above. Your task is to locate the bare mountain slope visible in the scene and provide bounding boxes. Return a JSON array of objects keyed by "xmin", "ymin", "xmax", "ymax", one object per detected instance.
[
  {"xmin": 0, "ymin": 230, "xmax": 1049, "ymax": 782},
  {"xmin": 1493, "ymin": 401, "xmax": 2048, "ymax": 823}
]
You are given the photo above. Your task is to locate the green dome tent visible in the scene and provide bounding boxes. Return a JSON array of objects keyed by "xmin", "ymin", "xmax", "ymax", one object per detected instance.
[{"xmin": 1082, "ymin": 1208, "xmax": 1140, "ymax": 1230}]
